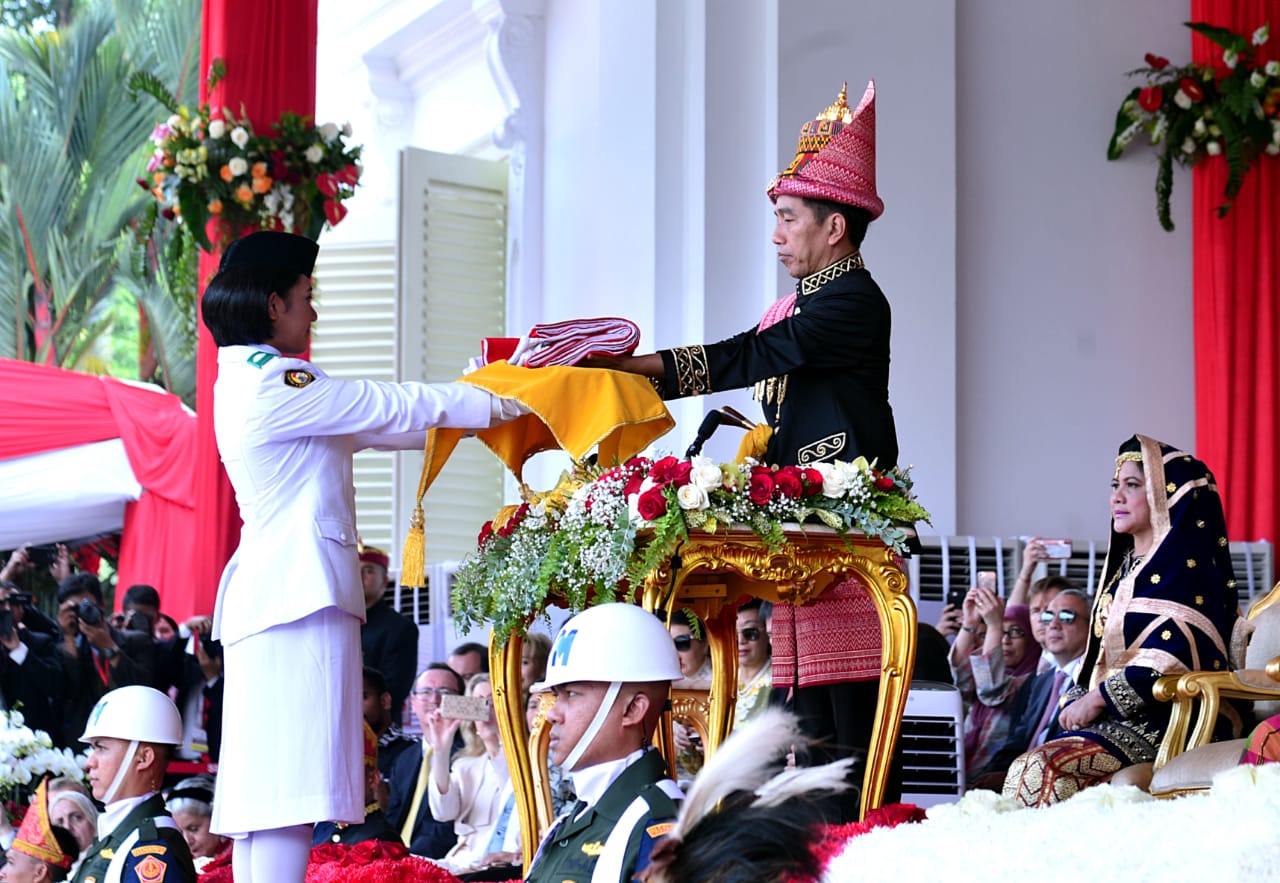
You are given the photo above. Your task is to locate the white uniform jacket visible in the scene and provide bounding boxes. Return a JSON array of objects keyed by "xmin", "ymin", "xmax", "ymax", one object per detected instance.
[{"xmin": 211, "ymin": 345, "xmax": 493, "ymax": 645}]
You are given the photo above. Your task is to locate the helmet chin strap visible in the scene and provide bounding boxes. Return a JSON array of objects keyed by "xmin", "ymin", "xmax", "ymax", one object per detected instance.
[
  {"xmin": 562, "ymin": 681, "xmax": 622, "ymax": 772},
  {"xmin": 102, "ymin": 740, "xmax": 139, "ymax": 804}
]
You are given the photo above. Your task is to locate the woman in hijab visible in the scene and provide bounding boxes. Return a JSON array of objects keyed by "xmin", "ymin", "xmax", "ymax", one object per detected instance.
[{"xmin": 1004, "ymin": 435, "xmax": 1247, "ymax": 806}]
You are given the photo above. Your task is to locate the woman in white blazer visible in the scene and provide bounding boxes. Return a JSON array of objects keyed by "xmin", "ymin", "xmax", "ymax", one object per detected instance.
[{"xmin": 201, "ymin": 232, "xmax": 522, "ymax": 883}]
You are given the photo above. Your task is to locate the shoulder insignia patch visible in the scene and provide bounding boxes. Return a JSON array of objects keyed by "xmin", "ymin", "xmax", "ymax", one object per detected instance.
[
  {"xmin": 580, "ymin": 840, "xmax": 604, "ymax": 856},
  {"xmin": 247, "ymin": 351, "xmax": 277, "ymax": 368},
  {"xmin": 284, "ymin": 369, "xmax": 316, "ymax": 388},
  {"xmin": 134, "ymin": 855, "xmax": 168, "ymax": 883},
  {"xmin": 132, "ymin": 844, "xmax": 167, "ymax": 857},
  {"xmin": 645, "ymin": 822, "xmax": 674, "ymax": 838},
  {"xmin": 99, "ymin": 849, "xmax": 115, "ymax": 859}
]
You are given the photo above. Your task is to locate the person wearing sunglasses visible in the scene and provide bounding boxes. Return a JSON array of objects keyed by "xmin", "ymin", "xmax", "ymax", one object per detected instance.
[
  {"xmin": 949, "ymin": 586, "xmax": 1039, "ymax": 780},
  {"xmin": 734, "ymin": 600, "xmax": 773, "ymax": 728},
  {"xmin": 1004, "ymin": 436, "xmax": 1247, "ymax": 806},
  {"xmin": 668, "ymin": 612, "xmax": 711, "ymax": 785}
]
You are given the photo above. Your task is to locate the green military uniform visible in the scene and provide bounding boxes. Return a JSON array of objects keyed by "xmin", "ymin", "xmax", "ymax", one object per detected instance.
[
  {"xmin": 525, "ymin": 750, "xmax": 681, "ymax": 883},
  {"xmin": 74, "ymin": 794, "xmax": 196, "ymax": 883}
]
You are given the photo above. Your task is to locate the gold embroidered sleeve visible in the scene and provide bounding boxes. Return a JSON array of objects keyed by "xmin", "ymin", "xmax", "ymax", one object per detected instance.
[
  {"xmin": 666, "ymin": 346, "xmax": 711, "ymax": 396},
  {"xmin": 1100, "ymin": 671, "xmax": 1146, "ymax": 719}
]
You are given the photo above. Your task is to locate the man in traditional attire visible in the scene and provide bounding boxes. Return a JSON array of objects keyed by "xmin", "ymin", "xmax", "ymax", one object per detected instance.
[{"xmin": 590, "ymin": 81, "xmax": 897, "ymax": 820}]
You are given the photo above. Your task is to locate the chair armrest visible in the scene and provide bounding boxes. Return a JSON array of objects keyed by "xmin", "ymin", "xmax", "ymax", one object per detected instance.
[{"xmin": 1153, "ymin": 655, "xmax": 1280, "ymax": 768}]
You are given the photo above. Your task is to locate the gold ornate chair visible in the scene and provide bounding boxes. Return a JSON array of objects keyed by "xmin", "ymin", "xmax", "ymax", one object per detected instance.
[{"xmin": 1146, "ymin": 582, "xmax": 1280, "ymax": 796}]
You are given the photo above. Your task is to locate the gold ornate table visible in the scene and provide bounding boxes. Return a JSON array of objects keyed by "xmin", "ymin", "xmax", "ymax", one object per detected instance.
[{"xmin": 486, "ymin": 525, "xmax": 916, "ymax": 877}]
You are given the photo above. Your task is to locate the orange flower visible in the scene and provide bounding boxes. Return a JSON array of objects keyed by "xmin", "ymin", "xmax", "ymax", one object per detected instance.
[
  {"xmin": 151, "ymin": 187, "xmax": 164, "ymax": 201},
  {"xmin": 252, "ymin": 162, "xmax": 268, "ymax": 178},
  {"xmin": 220, "ymin": 165, "xmax": 234, "ymax": 183},
  {"xmin": 209, "ymin": 199, "xmax": 224, "ymax": 214},
  {"xmin": 235, "ymin": 184, "xmax": 253, "ymax": 205},
  {"xmin": 153, "ymin": 173, "xmax": 165, "ymax": 185},
  {"xmin": 251, "ymin": 175, "xmax": 273, "ymax": 194}
]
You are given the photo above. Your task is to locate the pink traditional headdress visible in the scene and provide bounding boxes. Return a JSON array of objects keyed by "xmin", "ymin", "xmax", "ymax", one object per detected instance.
[{"xmin": 767, "ymin": 80, "xmax": 883, "ymax": 219}]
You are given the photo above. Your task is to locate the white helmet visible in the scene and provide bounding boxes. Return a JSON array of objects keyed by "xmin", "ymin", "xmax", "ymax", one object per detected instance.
[
  {"xmin": 81, "ymin": 686, "xmax": 183, "ymax": 746},
  {"xmin": 533, "ymin": 602, "xmax": 683, "ymax": 692}
]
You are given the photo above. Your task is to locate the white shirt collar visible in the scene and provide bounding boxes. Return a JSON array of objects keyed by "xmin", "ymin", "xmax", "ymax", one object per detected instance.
[
  {"xmin": 97, "ymin": 792, "xmax": 156, "ymax": 840},
  {"xmin": 566, "ymin": 748, "xmax": 644, "ymax": 813}
]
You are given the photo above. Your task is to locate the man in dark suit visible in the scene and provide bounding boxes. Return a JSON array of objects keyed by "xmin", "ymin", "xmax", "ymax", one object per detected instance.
[
  {"xmin": 385, "ymin": 664, "xmax": 462, "ymax": 858},
  {"xmin": 359, "ymin": 544, "xmax": 418, "ymax": 722},
  {"xmin": 55, "ymin": 573, "xmax": 155, "ymax": 748},
  {"xmin": 0, "ymin": 581, "xmax": 64, "ymax": 737},
  {"xmin": 972, "ymin": 589, "xmax": 1092, "ymax": 787}
]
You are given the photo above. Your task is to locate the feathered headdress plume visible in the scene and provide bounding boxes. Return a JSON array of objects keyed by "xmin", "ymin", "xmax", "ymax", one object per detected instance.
[{"xmin": 641, "ymin": 708, "xmax": 854, "ymax": 883}]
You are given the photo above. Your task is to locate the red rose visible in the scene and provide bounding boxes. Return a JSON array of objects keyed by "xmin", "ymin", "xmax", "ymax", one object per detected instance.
[
  {"xmin": 1180, "ymin": 77, "xmax": 1204, "ymax": 102},
  {"xmin": 748, "ymin": 471, "xmax": 775, "ymax": 505},
  {"xmin": 270, "ymin": 149, "xmax": 289, "ymax": 180},
  {"xmin": 324, "ymin": 199, "xmax": 348, "ymax": 226},
  {"xmin": 636, "ymin": 487, "xmax": 668, "ymax": 520},
  {"xmin": 1144, "ymin": 53, "xmax": 1170, "ymax": 70},
  {"xmin": 802, "ymin": 468, "xmax": 824, "ymax": 497},
  {"xmin": 875, "ymin": 476, "xmax": 896, "ymax": 491},
  {"xmin": 160, "ymin": 206, "xmax": 176, "ymax": 220},
  {"xmin": 671, "ymin": 461, "xmax": 694, "ymax": 486},
  {"xmin": 478, "ymin": 521, "xmax": 494, "ymax": 546},
  {"xmin": 649, "ymin": 455, "xmax": 681, "ymax": 484},
  {"xmin": 1137, "ymin": 86, "xmax": 1163, "ymax": 113},
  {"xmin": 774, "ymin": 466, "xmax": 803, "ymax": 499},
  {"xmin": 624, "ymin": 472, "xmax": 646, "ymax": 498},
  {"xmin": 316, "ymin": 173, "xmax": 340, "ymax": 197}
]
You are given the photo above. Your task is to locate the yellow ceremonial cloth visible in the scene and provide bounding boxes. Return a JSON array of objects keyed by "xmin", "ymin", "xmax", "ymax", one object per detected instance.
[
  {"xmin": 400, "ymin": 746, "xmax": 432, "ymax": 844},
  {"xmin": 734, "ymin": 423, "xmax": 773, "ymax": 463},
  {"xmin": 420, "ymin": 362, "xmax": 675, "ymax": 492}
]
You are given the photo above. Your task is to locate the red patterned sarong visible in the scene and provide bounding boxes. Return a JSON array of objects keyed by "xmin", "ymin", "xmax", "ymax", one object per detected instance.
[
  {"xmin": 1002, "ymin": 736, "xmax": 1123, "ymax": 806},
  {"xmin": 770, "ymin": 576, "xmax": 882, "ymax": 688}
]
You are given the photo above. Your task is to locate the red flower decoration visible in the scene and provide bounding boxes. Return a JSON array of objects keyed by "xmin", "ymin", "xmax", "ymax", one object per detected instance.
[
  {"xmin": 774, "ymin": 466, "xmax": 803, "ymax": 499},
  {"xmin": 316, "ymin": 173, "xmax": 340, "ymax": 197},
  {"xmin": 748, "ymin": 470, "xmax": 776, "ymax": 505},
  {"xmin": 1144, "ymin": 52, "xmax": 1170, "ymax": 70},
  {"xmin": 875, "ymin": 476, "xmax": 896, "ymax": 491},
  {"xmin": 477, "ymin": 521, "xmax": 494, "ymax": 546},
  {"xmin": 802, "ymin": 467, "xmax": 824, "ymax": 497},
  {"xmin": 1179, "ymin": 77, "xmax": 1204, "ymax": 102},
  {"xmin": 671, "ymin": 460, "xmax": 694, "ymax": 486},
  {"xmin": 636, "ymin": 487, "xmax": 668, "ymax": 520},
  {"xmin": 337, "ymin": 163, "xmax": 361, "ymax": 186},
  {"xmin": 324, "ymin": 199, "xmax": 348, "ymax": 226},
  {"xmin": 649, "ymin": 455, "xmax": 682, "ymax": 484},
  {"xmin": 1137, "ymin": 85, "xmax": 1163, "ymax": 113},
  {"xmin": 624, "ymin": 472, "xmax": 646, "ymax": 498}
]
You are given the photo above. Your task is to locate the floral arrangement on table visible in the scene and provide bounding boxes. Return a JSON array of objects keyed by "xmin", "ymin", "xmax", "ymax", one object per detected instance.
[
  {"xmin": 1108, "ymin": 21, "xmax": 1280, "ymax": 231},
  {"xmin": 0, "ymin": 710, "xmax": 87, "ymax": 825},
  {"xmin": 452, "ymin": 454, "xmax": 931, "ymax": 641},
  {"xmin": 129, "ymin": 60, "xmax": 363, "ymax": 252}
]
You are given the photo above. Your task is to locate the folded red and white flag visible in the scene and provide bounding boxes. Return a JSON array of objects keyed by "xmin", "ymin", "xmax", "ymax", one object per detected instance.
[{"xmin": 518, "ymin": 316, "xmax": 641, "ymax": 368}]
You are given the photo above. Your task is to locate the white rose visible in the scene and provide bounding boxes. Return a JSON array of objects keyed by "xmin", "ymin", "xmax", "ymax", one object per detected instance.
[
  {"xmin": 304, "ymin": 144, "xmax": 325, "ymax": 164},
  {"xmin": 689, "ymin": 457, "xmax": 722, "ymax": 492},
  {"xmin": 815, "ymin": 463, "xmax": 846, "ymax": 498},
  {"xmin": 1174, "ymin": 91, "xmax": 1193, "ymax": 110},
  {"xmin": 1224, "ymin": 49, "xmax": 1239, "ymax": 69},
  {"xmin": 1252, "ymin": 71, "xmax": 1268, "ymax": 89},
  {"xmin": 1206, "ymin": 140, "xmax": 1222, "ymax": 156},
  {"xmin": 230, "ymin": 126, "xmax": 250, "ymax": 148},
  {"xmin": 228, "ymin": 156, "xmax": 249, "ymax": 177},
  {"xmin": 208, "ymin": 118, "xmax": 227, "ymax": 139},
  {"xmin": 1193, "ymin": 118, "xmax": 1206, "ymax": 136},
  {"xmin": 1267, "ymin": 60, "xmax": 1280, "ymax": 76},
  {"xmin": 1254, "ymin": 24, "xmax": 1270, "ymax": 46},
  {"xmin": 676, "ymin": 484, "xmax": 709, "ymax": 511},
  {"xmin": 320, "ymin": 122, "xmax": 340, "ymax": 142},
  {"xmin": 1181, "ymin": 137, "xmax": 1197, "ymax": 154}
]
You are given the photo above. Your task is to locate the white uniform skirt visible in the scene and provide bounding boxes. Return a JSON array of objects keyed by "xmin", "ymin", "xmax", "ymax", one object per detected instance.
[{"xmin": 211, "ymin": 606, "xmax": 363, "ymax": 835}]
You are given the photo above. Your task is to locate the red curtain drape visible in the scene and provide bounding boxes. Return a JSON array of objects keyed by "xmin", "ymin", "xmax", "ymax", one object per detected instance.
[
  {"xmin": 1191, "ymin": 0, "xmax": 1280, "ymax": 547},
  {"xmin": 0, "ymin": 358, "xmax": 196, "ymax": 610},
  {"xmin": 191, "ymin": 0, "xmax": 318, "ymax": 617}
]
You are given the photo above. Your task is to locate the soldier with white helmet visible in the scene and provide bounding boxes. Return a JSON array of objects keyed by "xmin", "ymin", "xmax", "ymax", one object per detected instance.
[
  {"xmin": 74, "ymin": 686, "xmax": 196, "ymax": 883},
  {"xmin": 524, "ymin": 603, "xmax": 684, "ymax": 883}
]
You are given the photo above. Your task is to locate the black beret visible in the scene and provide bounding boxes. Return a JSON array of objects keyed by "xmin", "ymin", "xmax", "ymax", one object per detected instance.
[{"xmin": 218, "ymin": 231, "xmax": 318, "ymax": 277}]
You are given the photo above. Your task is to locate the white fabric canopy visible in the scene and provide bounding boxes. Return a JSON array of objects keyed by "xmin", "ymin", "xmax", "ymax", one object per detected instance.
[{"xmin": 0, "ymin": 439, "xmax": 142, "ymax": 548}]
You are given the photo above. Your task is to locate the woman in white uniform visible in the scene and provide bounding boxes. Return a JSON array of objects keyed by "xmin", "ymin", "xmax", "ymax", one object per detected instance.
[{"xmin": 200, "ymin": 232, "xmax": 521, "ymax": 883}]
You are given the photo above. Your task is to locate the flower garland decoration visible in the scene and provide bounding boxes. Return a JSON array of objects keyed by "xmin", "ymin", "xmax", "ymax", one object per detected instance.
[
  {"xmin": 0, "ymin": 710, "xmax": 88, "ymax": 825},
  {"xmin": 128, "ymin": 60, "xmax": 362, "ymax": 252},
  {"xmin": 452, "ymin": 454, "xmax": 931, "ymax": 641},
  {"xmin": 1108, "ymin": 21, "xmax": 1280, "ymax": 231}
]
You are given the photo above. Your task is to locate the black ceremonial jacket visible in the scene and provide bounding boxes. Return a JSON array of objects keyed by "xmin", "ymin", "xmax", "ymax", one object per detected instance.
[{"xmin": 657, "ymin": 253, "xmax": 898, "ymax": 468}]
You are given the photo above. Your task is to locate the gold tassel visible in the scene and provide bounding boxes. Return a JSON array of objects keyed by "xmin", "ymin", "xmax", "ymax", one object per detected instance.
[{"xmin": 400, "ymin": 504, "xmax": 426, "ymax": 588}]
